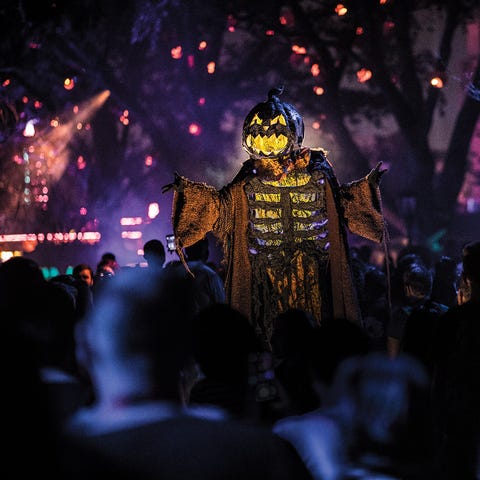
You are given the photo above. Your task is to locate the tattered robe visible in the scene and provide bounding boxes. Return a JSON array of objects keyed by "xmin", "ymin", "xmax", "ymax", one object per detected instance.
[{"xmin": 171, "ymin": 149, "xmax": 385, "ymax": 345}]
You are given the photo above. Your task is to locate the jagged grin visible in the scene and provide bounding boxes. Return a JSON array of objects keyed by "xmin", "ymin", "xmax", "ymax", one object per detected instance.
[
  {"xmin": 244, "ymin": 133, "xmax": 289, "ymax": 157},
  {"xmin": 243, "ymin": 113, "xmax": 292, "ymax": 158}
]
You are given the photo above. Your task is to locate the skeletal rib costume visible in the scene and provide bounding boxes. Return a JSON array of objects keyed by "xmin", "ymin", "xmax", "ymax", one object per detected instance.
[{"xmin": 168, "ymin": 88, "xmax": 386, "ymax": 348}]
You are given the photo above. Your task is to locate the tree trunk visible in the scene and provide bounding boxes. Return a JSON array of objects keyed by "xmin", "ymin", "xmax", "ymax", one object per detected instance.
[{"xmin": 436, "ymin": 55, "xmax": 480, "ymax": 231}]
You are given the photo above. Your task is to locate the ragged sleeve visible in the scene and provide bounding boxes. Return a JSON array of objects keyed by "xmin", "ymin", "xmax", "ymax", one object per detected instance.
[
  {"xmin": 340, "ymin": 176, "xmax": 385, "ymax": 243},
  {"xmin": 171, "ymin": 176, "xmax": 221, "ymax": 249}
]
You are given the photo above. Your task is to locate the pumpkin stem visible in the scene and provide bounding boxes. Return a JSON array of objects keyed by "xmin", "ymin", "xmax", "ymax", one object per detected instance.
[{"xmin": 268, "ymin": 85, "xmax": 284, "ymax": 100}]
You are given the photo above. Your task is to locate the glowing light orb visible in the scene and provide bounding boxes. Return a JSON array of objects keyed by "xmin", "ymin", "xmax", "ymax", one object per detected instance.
[
  {"xmin": 64, "ymin": 78, "xmax": 75, "ymax": 90},
  {"xmin": 207, "ymin": 61, "xmax": 216, "ymax": 74},
  {"xmin": 356, "ymin": 68, "xmax": 372, "ymax": 83},
  {"xmin": 292, "ymin": 45, "xmax": 306, "ymax": 54},
  {"xmin": 148, "ymin": 202, "xmax": 160, "ymax": 219},
  {"xmin": 171, "ymin": 46, "xmax": 183, "ymax": 59},
  {"xmin": 77, "ymin": 156, "xmax": 86, "ymax": 170},
  {"xmin": 430, "ymin": 76, "xmax": 444, "ymax": 88},
  {"xmin": 188, "ymin": 123, "xmax": 201, "ymax": 135}
]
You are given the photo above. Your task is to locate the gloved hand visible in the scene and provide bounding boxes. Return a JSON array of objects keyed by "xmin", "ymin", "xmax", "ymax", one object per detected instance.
[
  {"xmin": 161, "ymin": 172, "xmax": 183, "ymax": 194},
  {"xmin": 366, "ymin": 161, "xmax": 387, "ymax": 187}
]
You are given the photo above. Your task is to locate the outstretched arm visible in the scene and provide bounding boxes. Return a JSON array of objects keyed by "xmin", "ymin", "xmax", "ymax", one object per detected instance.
[
  {"xmin": 340, "ymin": 162, "xmax": 387, "ymax": 243},
  {"xmin": 164, "ymin": 174, "xmax": 221, "ymax": 249}
]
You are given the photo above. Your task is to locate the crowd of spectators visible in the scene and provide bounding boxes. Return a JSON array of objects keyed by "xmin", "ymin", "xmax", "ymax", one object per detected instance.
[{"xmin": 2, "ymin": 236, "xmax": 480, "ymax": 479}]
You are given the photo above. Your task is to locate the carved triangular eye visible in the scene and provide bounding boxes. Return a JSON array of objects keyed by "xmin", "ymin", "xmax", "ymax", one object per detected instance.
[
  {"xmin": 270, "ymin": 114, "xmax": 287, "ymax": 126},
  {"xmin": 249, "ymin": 114, "xmax": 263, "ymax": 126}
]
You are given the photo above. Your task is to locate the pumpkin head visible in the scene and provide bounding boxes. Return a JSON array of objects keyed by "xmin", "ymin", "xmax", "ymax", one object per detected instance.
[{"xmin": 242, "ymin": 87, "xmax": 304, "ymax": 160}]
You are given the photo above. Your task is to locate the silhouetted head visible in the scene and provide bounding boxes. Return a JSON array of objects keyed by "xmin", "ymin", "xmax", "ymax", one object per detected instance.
[
  {"xmin": 311, "ymin": 317, "xmax": 370, "ymax": 388},
  {"xmin": 185, "ymin": 237, "xmax": 209, "ymax": 263},
  {"xmin": 73, "ymin": 263, "xmax": 94, "ymax": 287},
  {"xmin": 0, "ymin": 256, "xmax": 45, "ymax": 295},
  {"xmin": 101, "ymin": 252, "xmax": 116, "ymax": 262},
  {"xmin": 431, "ymin": 256, "xmax": 458, "ymax": 307},
  {"xmin": 0, "ymin": 257, "xmax": 48, "ymax": 325},
  {"xmin": 100, "ymin": 252, "xmax": 119, "ymax": 272},
  {"xmin": 271, "ymin": 308, "xmax": 317, "ymax": 360},
  {"xmin": 192, "ymin": 303, "xmax": 262, "ymax": 383},
  {"xmin": 79, "ymin": 267, "xmax": 196, "ymax": 405},
  {"xmin": 402, "ymin": 263, "xmax": 433, "ymax": 298},
  {"xmin": 462, "ymin": 240, "xmax": 480, "ymax": 286},
  {"xmin": 330, "ymin": 353, "xmax": 433, "ymax": 476},
  {"xmin": 363, "ymin": 267, "xmax": 387, "ymax": 302},
  {"xmin": 143, "ymin": 239, "xmax": 166, "ymax": 269}
]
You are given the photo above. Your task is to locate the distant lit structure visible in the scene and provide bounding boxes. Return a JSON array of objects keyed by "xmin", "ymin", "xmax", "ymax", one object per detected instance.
[
  {"xmin": 0, "ymin": 230, "xmax": 102, "ymax": 259},
  {"xmin": 23, "ymin": 119, "xmax": 37, "ymax": 137},
  {"xmin": 0, "ymin": 231, "xmax": 101, "ymax": 244}
]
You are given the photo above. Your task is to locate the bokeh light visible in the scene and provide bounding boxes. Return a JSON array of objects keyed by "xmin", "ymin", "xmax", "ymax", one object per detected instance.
[
  {"xmin": 207, "ymin": 61, "xmax": 216, "ymax": 74},
  {"xmin": 171, "ymin": 46, "xmax": 183, "ymax": 59},
  {"xmin": 189, "ymin": 122, "xmax": 202, "ymax": 135},
  {"xmin": 148, "ymin": 202, "xmax": 160, "ymax": 219},
  {"xmin": 357, "ymin": 68, "xmax": 373, "ymax": 83},
  {"xmin": 311, "ymin": 64, "xmax": 320, "ymax": 76},
  {"xmin": 430, "ymin": 76, "xmax": 444, "ymax": 88},
  {"xmin": 335, "ymin": 4, "xmax": 348, "ymax": 16},
  {"xmin": 64, "ymin": 78, "xmax": 75, "ymax": 90}
]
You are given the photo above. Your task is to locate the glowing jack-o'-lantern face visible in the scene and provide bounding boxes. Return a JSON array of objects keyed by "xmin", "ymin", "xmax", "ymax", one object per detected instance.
[
  {"xmin": 242, "ymin": 87, "xmax": 304, "ymax": 159},
  {"xmin": 244, "ymin": 113, "xmax": 290, "ymax": 157}
]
